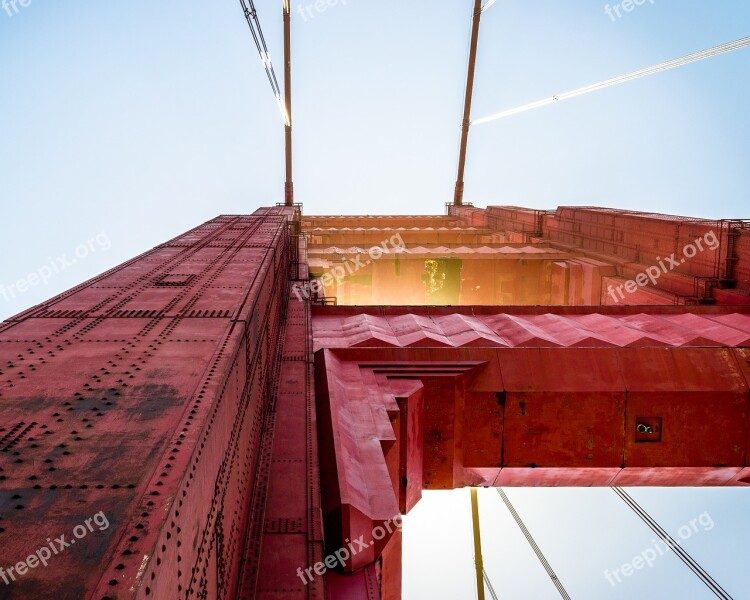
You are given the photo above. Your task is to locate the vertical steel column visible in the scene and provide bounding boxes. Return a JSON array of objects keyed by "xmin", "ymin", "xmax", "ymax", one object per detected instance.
[
  {"xmin": 454, "ymin": 0, "xmax": 483, "ymax": 207},
  {"xmin": 471, "ymin": 488, "xmax": 486, "ymax": 600},
  {"xmin": 283, "ymin": 0, "xmax": 294, "ymax": 206}
]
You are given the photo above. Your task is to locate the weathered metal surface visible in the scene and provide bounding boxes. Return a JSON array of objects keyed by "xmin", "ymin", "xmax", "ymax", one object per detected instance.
[
  {"xmin": 1, "ymin": 204, "xmax": 748, "ymax": 600},
  {"xmin": 312, "ymin": 303, "xmax": 750, "ymax": 598},
  {"xmin": 0, "ymin": 210, "xmax": 297, "ymax": 599},
  {"xmin": 447, "ymin": 205, "xmax": 750, "ymax": 304},
  {"xmin": 312, "ymin": 306, "xmax": 750, "ymax": 350},
  {"xmin": 239, "ymin": 232, "xmax": 325, "ymax": 600}
]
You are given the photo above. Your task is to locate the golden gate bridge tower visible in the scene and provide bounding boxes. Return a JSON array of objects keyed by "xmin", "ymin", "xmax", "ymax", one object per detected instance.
[{"xmin": 1, "ymin": 2, "xmax": 749, "ymax": 599}]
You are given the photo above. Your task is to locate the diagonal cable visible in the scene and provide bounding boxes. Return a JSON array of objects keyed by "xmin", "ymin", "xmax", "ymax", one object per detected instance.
[
  {"xmin": 483, "ymin": 568, "xmax": 500, "ymax": 600},
  {"xmin": 238, "ymin": 0, "xmax": 289, "ymax": 125},
  {"xmin": 473, "ymin": 36, "xmax": 750, "ymax": 125},
  {"xmin": 496, "ymin": 488, "xmax": 572, "ymax": 599},
  {"xmin": 613, "ymin": 487, "xmax": 733, "ymax": 600}
]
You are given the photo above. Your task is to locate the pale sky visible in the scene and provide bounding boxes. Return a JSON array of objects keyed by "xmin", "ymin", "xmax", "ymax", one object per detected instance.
[
  {"xmin": 1, "ymin": 0, "xmax": 749, "ymax": 320},
  {"xmin": 403, "ymin": 488, "xmax": 750, "ymax": 599}
]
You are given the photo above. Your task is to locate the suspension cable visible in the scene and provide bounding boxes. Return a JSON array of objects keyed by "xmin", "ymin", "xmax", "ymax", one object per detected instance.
[
  {"xmin": 613, "ymin": 488, "xmax": 733, "ymax": 600},
  {"xmin": 483, "ymin": 568, "xmax": 500, "ymax": 600},
  {"xmin": 473, "ymin": 36, "xmax": 750, "ymax": 125},
  {"xmin": 238, "ymin": 0, "xmax": 289, "ymax": 125},
  {"xmin": 496, "ymin": 489, "xmax": 572, "ymax": 599}
]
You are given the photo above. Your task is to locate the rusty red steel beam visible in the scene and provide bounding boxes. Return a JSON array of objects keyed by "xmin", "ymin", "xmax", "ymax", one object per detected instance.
[
  {"xmin": 237, "ymin": 221, "xmax": 326, "ymax": 600},
  {"xmin": 311, "ymin": 306, "xmax": 750, "ymax": 598}
]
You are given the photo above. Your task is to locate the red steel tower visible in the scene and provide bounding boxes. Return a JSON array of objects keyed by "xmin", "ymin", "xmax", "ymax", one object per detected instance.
[{"xmin": 0, "ymin": 204, "xmax": 748, "ymax": 599}]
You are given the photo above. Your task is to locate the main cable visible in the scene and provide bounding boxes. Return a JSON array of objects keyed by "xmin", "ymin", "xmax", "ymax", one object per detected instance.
[
  {"xmin": 473, "ymin": 36, "xmax": 750, "ymax": 125},
  {"xmin": 482, "ymin": 0, "xmax": 499, "ymax": 13}
]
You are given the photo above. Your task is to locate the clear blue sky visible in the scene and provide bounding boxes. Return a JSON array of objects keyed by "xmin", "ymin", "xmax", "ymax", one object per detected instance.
[
  {"xmin": 1, "ymin": 1, "xmax": 749, "ymax": 598},
  {"xmin": 404, "ymin": 487, "xmax": 750, "ymax": 599},
  {"xmin": 1, "ymin": 0, "xmax": 749, "ymax": 320}
]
